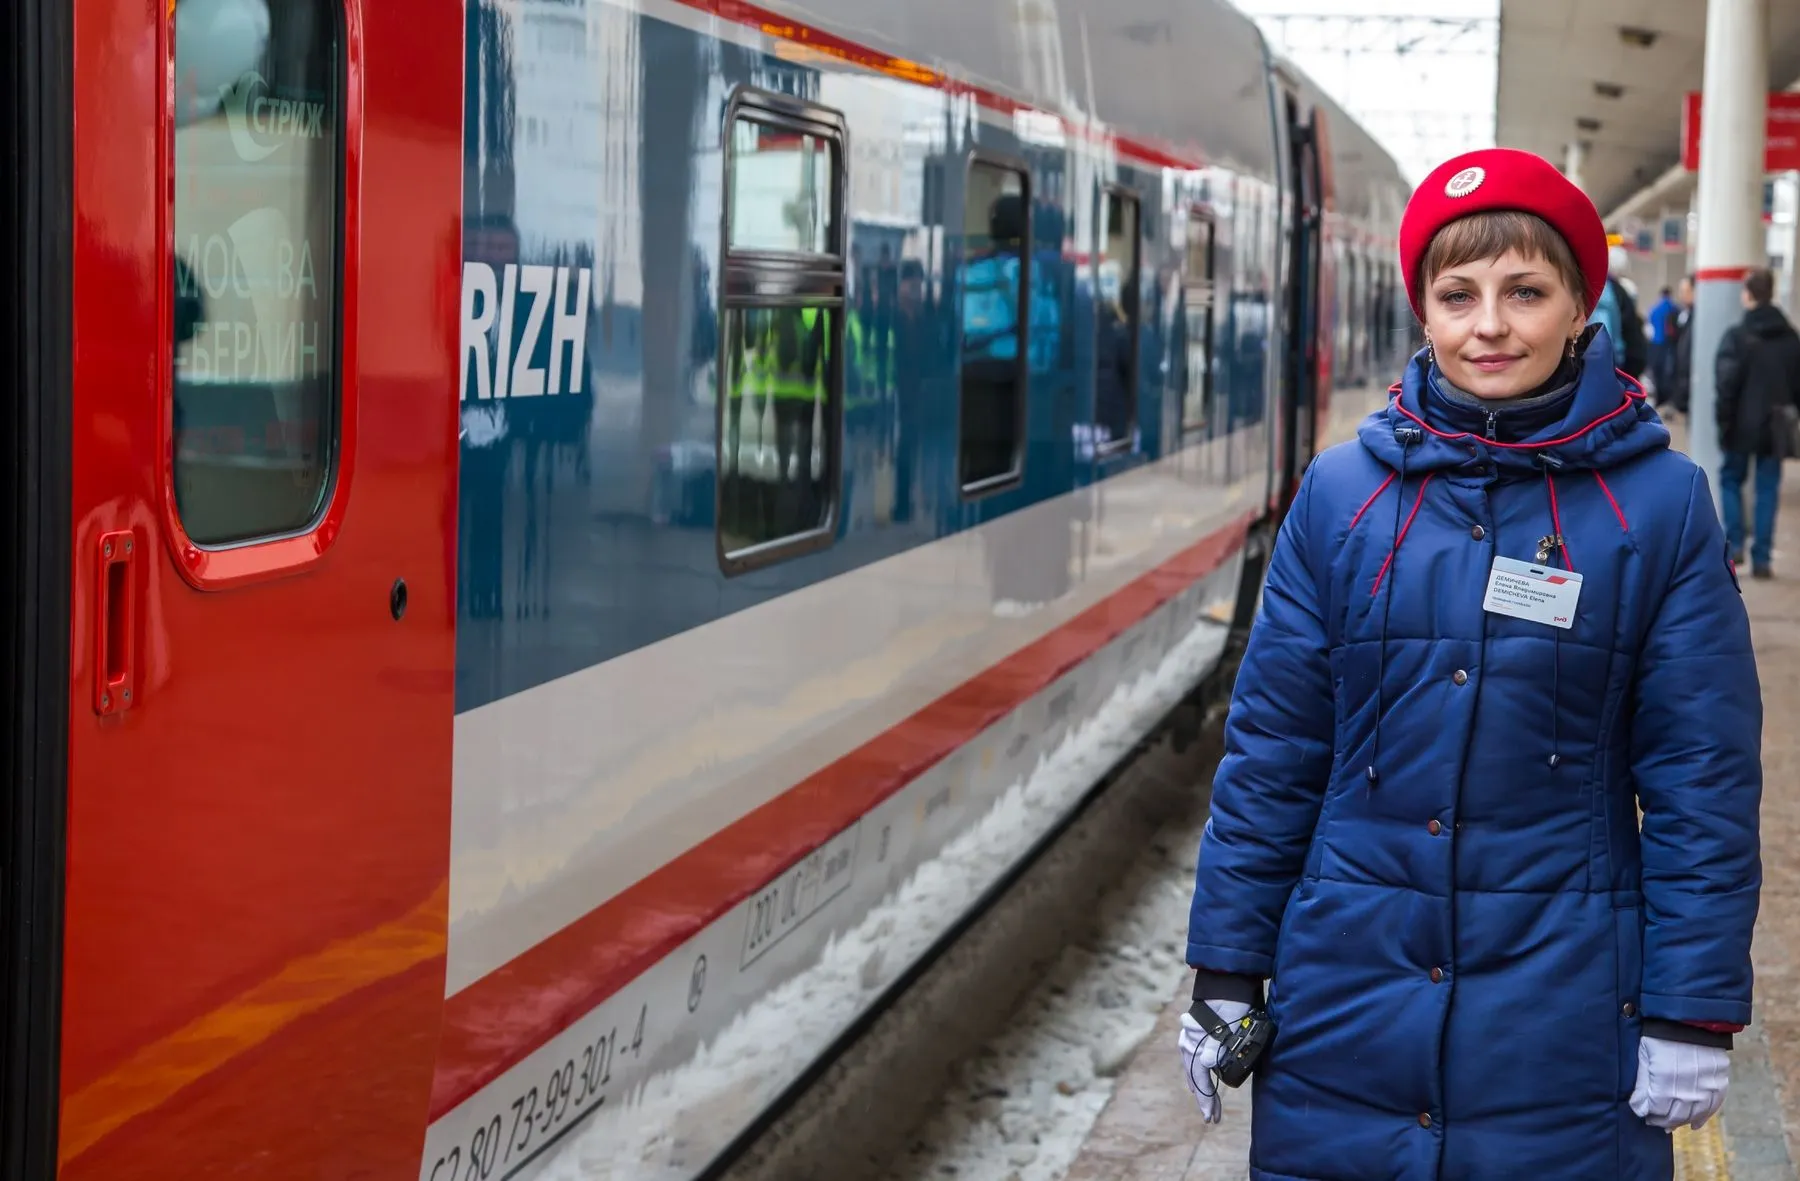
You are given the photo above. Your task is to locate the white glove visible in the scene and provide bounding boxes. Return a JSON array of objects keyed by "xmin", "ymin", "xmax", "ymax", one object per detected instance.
[
  {"xmin": 1629, "ymin": 1035, "xmax": 1730, "ymax": 1131},
  {"xmin": 1177, "ymin": 1000, "xmax": 1251, "ymax": 1124}
]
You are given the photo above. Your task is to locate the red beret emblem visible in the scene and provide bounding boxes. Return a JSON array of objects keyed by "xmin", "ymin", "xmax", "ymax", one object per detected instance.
[{"xmin": 1445, "ymin": 166, "xmax": 1486, "ymax": 198}]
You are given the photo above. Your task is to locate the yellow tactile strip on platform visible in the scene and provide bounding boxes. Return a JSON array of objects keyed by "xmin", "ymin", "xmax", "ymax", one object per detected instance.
[{"xmin": 1673, "ymin": 1117, "xmax": 1732, "ymax": 1180}]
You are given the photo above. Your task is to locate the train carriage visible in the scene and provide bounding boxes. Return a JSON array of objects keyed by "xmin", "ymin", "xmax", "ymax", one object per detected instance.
[{"xmin": 0, "ymin": 0, "xmax": 1409, "ymax": 1177}]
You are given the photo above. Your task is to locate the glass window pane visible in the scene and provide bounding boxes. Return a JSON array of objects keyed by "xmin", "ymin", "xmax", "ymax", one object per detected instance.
[
  {"xmin": 1096, "ymin": 190, "xmax": 1139, "ymax": 447},
  {"xmin": 172, "ymin": 0, "xmax": 340, "ymax": 546},
  {"xmin": 727, "ymin": 118, "xmax": 836, "ymax": 255},
  {"xmin": 959, "ymin": 162, "xmax": 1027, "ymax": 489},
  {"xmin": 719, "ymin": 305, "xmax": 836, "ymax": 554}
]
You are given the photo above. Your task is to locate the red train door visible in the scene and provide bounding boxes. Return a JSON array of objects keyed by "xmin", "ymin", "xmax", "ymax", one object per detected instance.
[{"xmin": 13, "ymin": 0, "xmax": 464, "ymax": 1176}]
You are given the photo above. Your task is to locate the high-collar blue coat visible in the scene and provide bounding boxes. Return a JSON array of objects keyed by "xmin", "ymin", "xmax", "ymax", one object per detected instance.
[{"xmin": 1187, "ymin": 329, "xmax": 1762, "ymax": 1180}]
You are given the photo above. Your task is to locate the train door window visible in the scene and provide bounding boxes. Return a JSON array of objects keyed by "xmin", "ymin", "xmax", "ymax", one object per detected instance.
[
  {"xmin": 171, "ymin": 0, "xmax": 344, "ymax": 546},
  {"xmin": 958, "ymin": 157, "xmax": 1030, "ymax": 494},
  {"xmin": 1095, "ymin": 188, "xmax": 1140, "ymax": 451},
  {"xmin": 717, "ymin": 92, "xmax": 846, "ymax": 572},
  {"xmin": 1181, "ymin": 211, "xmax": 1215, "ymax": 433}
]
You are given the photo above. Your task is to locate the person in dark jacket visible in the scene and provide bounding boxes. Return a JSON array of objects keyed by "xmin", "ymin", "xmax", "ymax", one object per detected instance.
[
  {"xmin": 1715, "ymin": 267, "xmax": 1800, "ymax": 579},
  {"xmin": 1176, "ymin": 148, "xmax": 1761, "ymax": 1180}
]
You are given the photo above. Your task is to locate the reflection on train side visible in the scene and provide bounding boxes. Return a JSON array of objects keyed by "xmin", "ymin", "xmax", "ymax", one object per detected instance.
[{"xmin": 720, "ymin": 305, "xmax": 836, "ymax": 556}]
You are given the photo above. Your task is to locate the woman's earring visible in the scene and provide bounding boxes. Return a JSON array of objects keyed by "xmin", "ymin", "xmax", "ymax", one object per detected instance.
[
  {"xmin": 1566, "ymin": 336, "xmax": 1578, "ymax": 360},
  {"xmin": 1426, "ymin": 337, "xmax": 1436, "ymax": 367}
]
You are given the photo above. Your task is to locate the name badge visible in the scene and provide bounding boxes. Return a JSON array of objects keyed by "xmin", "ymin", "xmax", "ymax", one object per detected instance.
[{"xmin": 1482, "ymin": 556, "xmax": 1582, "ymax": 629}]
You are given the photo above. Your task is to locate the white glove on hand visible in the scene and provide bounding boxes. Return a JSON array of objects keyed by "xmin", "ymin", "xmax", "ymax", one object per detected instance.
[
  {"xmin": 1177, "ymin": 1000, "xmax": 1251, "ymax": 1124},
  {"xmin": 1629, "ymin": 1035, "xmax": 1730, "ymax": 1131}
]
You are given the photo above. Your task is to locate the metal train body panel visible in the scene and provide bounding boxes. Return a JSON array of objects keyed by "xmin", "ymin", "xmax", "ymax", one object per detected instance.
[
  {"xmin": 430, "ymin": 0, "xmax": 1410, "ymax": 1178},
  {"xmin": 24, "ymin": 0, "xmax": 1407, "ymax": 1174}
]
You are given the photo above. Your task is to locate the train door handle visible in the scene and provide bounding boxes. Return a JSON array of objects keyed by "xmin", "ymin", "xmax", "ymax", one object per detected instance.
[{"xmin": 93, "ymin": 529, "xmax": 137, "ymax": 715}]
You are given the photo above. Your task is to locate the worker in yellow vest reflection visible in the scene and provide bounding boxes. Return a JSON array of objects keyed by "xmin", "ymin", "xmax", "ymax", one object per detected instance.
[{"xmin": 769, "ymin": 306, "xmax": 828, "ymax": 500}]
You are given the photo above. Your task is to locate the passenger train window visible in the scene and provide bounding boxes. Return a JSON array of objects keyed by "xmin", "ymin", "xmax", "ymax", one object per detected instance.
[
  {"xmin": 1181, "ymin": 212, "xmax": 1216, "ymax": 433},
  {"xmin": 958, "ymin": 158, "xmax": 1030, "ymax": 493},
  {"xmin": 717, "ymin": 95, "xmax": 846, "ymax": 572},
  {"xmin": 1095, "ymin": 189, "xmax": 1140, "ymax": 451},
  {"xmin": 727, "ymin": 120, "xmax": 836, "ymax": 254},
  {"xmin": 171, "ymin": 0, "xmax": 343, "ymax": 546}
]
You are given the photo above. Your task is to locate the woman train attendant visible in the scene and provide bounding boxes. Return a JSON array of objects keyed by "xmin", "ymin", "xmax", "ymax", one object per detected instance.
[{"xmin": 1175, "ymin": 148, "xmax": 1763, "ymax": 1179}]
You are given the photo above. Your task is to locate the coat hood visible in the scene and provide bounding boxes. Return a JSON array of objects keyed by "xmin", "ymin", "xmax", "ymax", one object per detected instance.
[
  {"xmin": 1357, "ymin": 325, "xmax": 1668, "ymax": 477},
  {"xmin": 1744, "ymin": 303, "xmax": 1797, "ymax": 341}
]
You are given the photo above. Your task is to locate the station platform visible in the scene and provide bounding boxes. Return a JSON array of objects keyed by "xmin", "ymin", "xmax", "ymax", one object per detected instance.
[{"xmin": 1064, "ymin": 424, "xmax": 1800, "ymax": 1181}]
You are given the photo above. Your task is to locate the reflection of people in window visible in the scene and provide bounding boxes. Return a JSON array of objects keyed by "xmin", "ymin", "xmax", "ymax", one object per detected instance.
[
  {"xmin": 893, "ymin": 258, "xmax": 927, "ymax": 521},
  {"xmin": 1096, "ymin": 297, "xmax": 1132, "ymax": 445},
  {"xmin": 960, "ymin": 193, "xmax": 1024, "ymax": 485},
  {"xmin": 771, "ymin": 306, "xmax": 826, "ymax": 519},
  {"xmin": 724, "ymin": 310, "xmax": 757, "ymax": 476},
  {"xmin": 720, "ymin": 305, "xmax": 826, "ymax": 547}
]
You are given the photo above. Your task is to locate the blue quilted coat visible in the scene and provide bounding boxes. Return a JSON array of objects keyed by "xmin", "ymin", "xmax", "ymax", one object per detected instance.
[{"xmin": 1187, "ymin": 328, "xmax": 1762, "ymax": 1180}]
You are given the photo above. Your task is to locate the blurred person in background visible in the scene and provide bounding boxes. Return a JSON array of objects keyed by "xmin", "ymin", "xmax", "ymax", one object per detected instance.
[
  {"xmin": 1592, "ymin": 243, "xmax": 1648, "ymax": 380},
  {"xmin": 1648, "ymin": 284, "xmax": 1678, "ymax": 399},
  {"xmin": 1663, "ymin": 274, "xmax": 1695, "ymax": 415},
  {"xmin": 1715, "ymin": 266, "xmax": 1800, "ymax": 579}
]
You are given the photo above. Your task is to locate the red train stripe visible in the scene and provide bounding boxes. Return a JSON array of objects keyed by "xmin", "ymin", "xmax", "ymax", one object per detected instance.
[
  {"xmin": 428, "ymin": 509, "xmax": 1256, "ymax": 1119},
  {"xmin": 687, "ymin": 0, "xmax": 1209, "ymax": 172}
]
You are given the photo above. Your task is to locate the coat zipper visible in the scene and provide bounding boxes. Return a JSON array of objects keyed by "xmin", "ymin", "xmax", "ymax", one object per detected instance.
[{"xmin": 1485, "ymin": 410, "xmax": 1498, "ymax": 441}]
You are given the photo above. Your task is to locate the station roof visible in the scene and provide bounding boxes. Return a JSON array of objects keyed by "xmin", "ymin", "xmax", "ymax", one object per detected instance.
[{"xmin": 1497, "ymin": 0, "xmax": 1800, "ymax": 223}]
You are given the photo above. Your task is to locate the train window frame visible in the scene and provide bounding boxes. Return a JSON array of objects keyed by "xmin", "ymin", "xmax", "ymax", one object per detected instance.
[
  {"xmin": 1094, "ymin": 184, "xmax": 1141, "ymax": 457},
  {"xmin": 159, "ymin": 0, "xmax": 360, "ymax": 591},
  {"xmin": 714, "ymin": 87, "xmax": 848, "ymax": 577},
  {"xmin": 1180, "ymin": 207, "xmax": 1217, "ymax": 435},
  {"xmin": 956, "ymin": 150, "xmax": 1032, "ymax": 499}
]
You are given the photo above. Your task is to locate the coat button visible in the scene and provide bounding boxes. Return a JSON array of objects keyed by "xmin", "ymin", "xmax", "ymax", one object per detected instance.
[
  {"xmin": 1452, "ymin": 669, "xmax": 1468, "ymax": 685},
  {"xmin": 1419, "ymin": 1113, "xmax": 1432, "ymax": 1128},
  {"xmin": 1471, "ymin": 525, "xmax": 1486, "ymax": 540},
  {"xmin": 1427, "ymin": 819, "xmax": 1442, "ymax": 835},
  {"xmin": 1429, "ymin": 967, "xmax": 1444, "ymax": 983},
  {"xmin": 1622, "ymin": 1001, "xmax": 1636, "ymax": 1017}
]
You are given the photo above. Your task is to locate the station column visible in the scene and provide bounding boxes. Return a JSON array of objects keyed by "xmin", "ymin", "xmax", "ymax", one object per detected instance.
[{"xmin": 1688, "ymin": 0, "xmax": 1769, "ymax": 509}]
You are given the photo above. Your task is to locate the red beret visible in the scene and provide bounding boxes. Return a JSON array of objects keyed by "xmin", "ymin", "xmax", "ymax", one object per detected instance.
[{"xmin": 1398, "ymin": 147, "xmax": 1609, "ymax": 319}]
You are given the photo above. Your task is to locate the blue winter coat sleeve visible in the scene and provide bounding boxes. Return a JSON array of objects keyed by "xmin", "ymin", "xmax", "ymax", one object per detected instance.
[
  {"xmin": 1631, "ymin": 466, "xmax": 1763, "ymax": 1027},
  {"xmin": 1186, "ymin": 462, "xmax": 1333, "ymax": 976}
]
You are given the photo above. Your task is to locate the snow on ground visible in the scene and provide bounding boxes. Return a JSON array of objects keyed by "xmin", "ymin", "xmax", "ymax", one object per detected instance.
[
  {"xmin": 879, "ymin": 758, "xmax": 1211, "ymax": 1181},
  {"xmin": 534, "ymin": 616, "xmax": 1226, "ymax": 1181}
]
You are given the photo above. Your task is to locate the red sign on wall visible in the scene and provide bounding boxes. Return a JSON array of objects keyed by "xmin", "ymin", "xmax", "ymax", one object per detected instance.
[{"xmin": 1682, "ymin": 91, "xmax": 1800, "ymax": 172}]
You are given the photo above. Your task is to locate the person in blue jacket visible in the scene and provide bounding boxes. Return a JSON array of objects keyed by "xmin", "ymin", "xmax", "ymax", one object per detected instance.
[{"xmin": 1175, "ymin": 147, "xmax": 1762, "ymax": 1179}]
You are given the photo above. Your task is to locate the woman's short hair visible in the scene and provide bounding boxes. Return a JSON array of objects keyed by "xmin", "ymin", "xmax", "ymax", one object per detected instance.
[{"xmin": 1417, "ymin": 210, "xmax": 1588, "ymax": 308}]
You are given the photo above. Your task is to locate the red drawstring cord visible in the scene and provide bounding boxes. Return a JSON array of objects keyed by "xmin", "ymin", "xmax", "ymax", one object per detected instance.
[
  {"xmin": 1350, "ymin": 473, "xmax": 1397, "ymax": 530},
  {"xmin": 1593, "ymin": 471, "xmax": 1629, "ymax": 531},
  {"xmin": 1370, "ymin": 474, "xmax": 1435, "ymax": 596}
]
